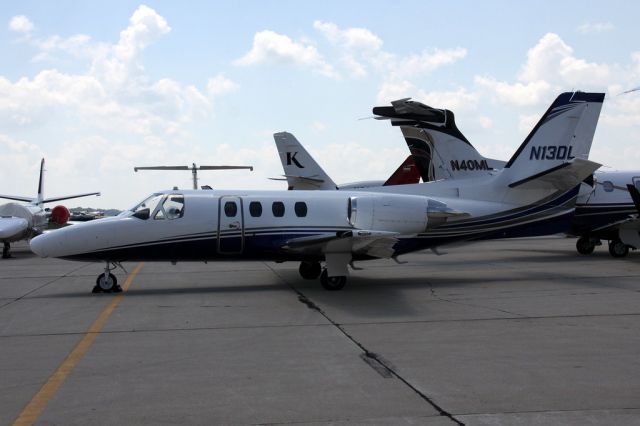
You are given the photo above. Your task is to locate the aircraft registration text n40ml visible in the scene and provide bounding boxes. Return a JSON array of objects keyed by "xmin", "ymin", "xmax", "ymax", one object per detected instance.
[
  {"xmin": 450, "ymin": 159, "xmax": 490, "ymax": 171},
  {"xmin": 529, "ymin": 146, "xmax": 575, "ymax": 161}
]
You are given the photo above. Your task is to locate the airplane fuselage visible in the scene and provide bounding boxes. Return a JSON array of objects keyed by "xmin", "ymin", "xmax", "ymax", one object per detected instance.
[{"xmin": 30, "ymin": 182, "xmax": 579, "ymax": 263}]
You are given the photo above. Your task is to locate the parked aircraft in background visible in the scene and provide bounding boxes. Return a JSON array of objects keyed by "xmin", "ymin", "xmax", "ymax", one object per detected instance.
[
  {"xmin": 373, "ymin": 97, "xmax": 640, "ymax": 257},
  {"xmin": 271, "ymin": 132, "xmax": 419, "ymax": 190},
  {"xmin": 0, "ymin": 159, "xmax": 100, "ymax": 258},
  {"xmin": 30, "ymin": 92, "xmax": 603, "ymax": 293}
]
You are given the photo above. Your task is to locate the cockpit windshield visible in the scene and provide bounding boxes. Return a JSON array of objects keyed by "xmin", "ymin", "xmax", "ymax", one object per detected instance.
[
  {"xmin": 154, "ymin": 195, "xmax": 185, "ymax": 220},
  {"xmin": 127, "ymin": 193, "xmax": 185, "ymax": 220},
  {"xmin": 129, "ymin": 193, "xmax": 164, "ymax": 214}
]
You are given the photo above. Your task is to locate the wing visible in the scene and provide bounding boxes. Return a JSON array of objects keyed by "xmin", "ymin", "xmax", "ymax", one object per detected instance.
[
  {"xmin": 0, "ymin": 217, "xmax": 29, "ymax": 240},
  {"xmin": 283, "ymin": 230, "xmax": 399, "ymax": 276}
]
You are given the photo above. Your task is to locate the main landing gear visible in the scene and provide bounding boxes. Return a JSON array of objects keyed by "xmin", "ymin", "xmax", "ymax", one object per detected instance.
[
  {"xmin": 298, "ymin": 261, "xmax": 347, "ymax": 291},
  {"xmin": 576, "ymin": 236, "xmax": 633, "ymax": 258},
  {"xmin": 2, "ymin": 242, "xmax": 10, "ymax": 259},
  {"xmin": 608, "ymin": 239, "xmax": 629, "ymax": 258},
  {"xmin": 92, "ymin": 262, "xmax": 123, "ymax": 293},
  {"xmin": 576, "ymin": 237, "xmax": 598, "ymax": 255}
]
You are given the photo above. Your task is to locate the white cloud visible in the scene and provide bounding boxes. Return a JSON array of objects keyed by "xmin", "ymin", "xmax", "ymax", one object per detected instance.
[
  {"xmin": 311, "ymin": 121, "xmax": 327, "ymax": 132},
  {"xmin": 519, "ymin": 33, "xmax": 611, "ymax": 87},
  {"xmin": 234, "ymin": 30, "xmax": 338, "ymax": 78},
  {"xmin": 314, "ymin": 21, "xmax": 382, "ymax": 51},
  {"xmin": 376, "ymin": 79, "xmax": 415, "ymax": 104},
  {"xmin": 478, "ymin": 116, "xmax": 492, "ymax": 129},
  {"xmin": 341, "ymin": 55, "xmax": 367, "ymax": 78},
  {"xmin": 577, "ymin": 22, "xmax": 614, "ymax": 34},
  {"xmin": 475, "ymin": 76, "xmax": 552, "ymax": 106},
  {"xmin": 8, "ymin": 15, "xmax": 33, "ymax": 33},
  {"xmin": 518, "ymin": 114, "xmax": 541, "ymax": 135},
  {"xmin": 207, "ymin": 74, "xmax": 240, "ymax": 96},
  {"xmin": 0, "ymin": 6, "xmax": 228, "ymax": 207},
  {"xmin": 473, "ymin": 33, "xmax": 618, "ymax": 109},
  {"xmin": 394, "ymin": 48, "xmax": 467, "ymax": 77},
  {"xmin": 414, "ymin": 87, "xmax": 479, "ymax": 112}
]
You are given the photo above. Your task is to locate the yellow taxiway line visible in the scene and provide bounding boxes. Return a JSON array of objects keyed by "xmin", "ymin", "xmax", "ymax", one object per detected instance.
[{"xmin": 12, "ymin": 262, "xmax": 145, "ymax": 426}]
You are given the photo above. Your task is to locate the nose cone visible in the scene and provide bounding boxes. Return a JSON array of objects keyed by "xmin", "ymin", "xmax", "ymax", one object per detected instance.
[{"xmin": 30, "ymin": 233, "xmax": 53, "ymax": 258}]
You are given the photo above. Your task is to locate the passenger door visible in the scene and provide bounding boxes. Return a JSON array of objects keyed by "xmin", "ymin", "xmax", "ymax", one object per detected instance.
[{"xmin": 218, "ymin": 196, "xmax": 244, "ymax": 254}]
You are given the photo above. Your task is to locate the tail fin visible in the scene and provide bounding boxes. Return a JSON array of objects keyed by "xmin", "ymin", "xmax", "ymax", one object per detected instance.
[
  {"xmin": 373, "ymin": 98, "xmax": 504, "ymax": 181},
  {"xmin": 36, "ymin": 158, "xmax": 45, "ymax": 206},
  {"xmin": 383, "ymin": 156, "xmax": 421, "ymax": 186},
  {"xmin": 501, "ymin": 92, "xmax": 604, "ymax": 186},
  {"xmin": 272, "ymin": 132, "xmax": 337, "ymax": 190}
]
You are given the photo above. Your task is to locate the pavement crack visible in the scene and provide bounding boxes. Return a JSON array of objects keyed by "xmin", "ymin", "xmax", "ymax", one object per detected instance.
[
  {"xmin": 0, "ymin": 263, "xmax": 92, "ymax": 310},
  {"xmin": 427, "ymin": 280, "xmax": 525, "ymax": 318},
  {"xmin": 264, "ymin": 263, "xmax": 464, "ymax": 425}
]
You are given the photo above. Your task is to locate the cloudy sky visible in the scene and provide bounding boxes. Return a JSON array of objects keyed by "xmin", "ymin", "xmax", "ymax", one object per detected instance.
[{"xmin": 1, "ymin": 1, "xmax": 639, "ymax": 209}]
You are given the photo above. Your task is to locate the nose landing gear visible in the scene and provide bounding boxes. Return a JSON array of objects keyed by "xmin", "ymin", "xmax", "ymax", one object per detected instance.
[{"xmin": 92, "ymin": 262, "xmax": 123, "ymax": 293}]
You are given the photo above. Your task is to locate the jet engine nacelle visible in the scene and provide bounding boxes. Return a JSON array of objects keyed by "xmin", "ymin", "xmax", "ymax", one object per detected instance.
[
  {"xmin": 50, "ymin": 205, "xmax": 70, "ymax": 225},
  {"xmin": 348, "ymin": 194, "xmax": 428, "ymax": 234}
]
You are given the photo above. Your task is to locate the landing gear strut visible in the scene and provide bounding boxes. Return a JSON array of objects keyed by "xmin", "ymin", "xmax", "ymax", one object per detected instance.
[
  {"xmin": 92, "ymin": 262, "xmax": 122, "ymax": 293},
  {"xmin": 2, "ymin": 242, "xmax": 10, "ymax": 259}
]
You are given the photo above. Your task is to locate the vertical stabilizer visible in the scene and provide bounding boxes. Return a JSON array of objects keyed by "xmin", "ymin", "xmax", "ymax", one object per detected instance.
[
  {"xmin": 500, "ymin": 92, "xmax": 604, "ymax": 187},
  {"xmin": 36, "ymin": 158, "xmax": 45, "ymax": 206},
  {"xmin": 273, "ymin": 132, "xmax": 338, "ymax": 190},
  {"xmin": 373, "ymin": 99, "xmax": 504, "ymax": 181}
]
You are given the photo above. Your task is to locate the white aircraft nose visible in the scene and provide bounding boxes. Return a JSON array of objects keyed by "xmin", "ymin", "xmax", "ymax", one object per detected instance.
[{"xmin": 30, "ymin": 233, "xmax": 52, "ymax": 258}]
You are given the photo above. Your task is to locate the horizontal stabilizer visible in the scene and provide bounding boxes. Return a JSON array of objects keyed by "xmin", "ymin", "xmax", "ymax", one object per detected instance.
[
  {"xmin": 508, "ymin": 159, "xmax": 601, "ymax": 192},
  {"xmin": 0, "ymin": 194, "xmax": 34, "ymax": 203},
  {"xmin": 268, "ymin": 175, "xmax": 326, "ymax": 184},
  {"xmin": 42, "ymin": 192, "xmax": 101, "ymax": 204}
]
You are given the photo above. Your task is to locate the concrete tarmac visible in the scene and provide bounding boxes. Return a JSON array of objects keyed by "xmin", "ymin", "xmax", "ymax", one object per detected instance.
[{"xmin": 1, "ymin": 237, "xmax": 639, "ymax": 425}]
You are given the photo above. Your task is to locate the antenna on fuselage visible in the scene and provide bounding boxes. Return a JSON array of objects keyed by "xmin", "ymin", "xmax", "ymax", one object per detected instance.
[{"xmin": 134, "ymin": 163, "xmax": 254, "ymax": 190}]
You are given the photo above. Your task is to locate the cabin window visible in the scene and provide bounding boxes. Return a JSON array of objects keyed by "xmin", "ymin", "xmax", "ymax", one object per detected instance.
[
  {"xmin": 272, "ymin": 201, "xmax": 285, "ymax": 217},
  {"xmin": 602, "ymin": 181, "xmax": 614, "ymax": 192},
  {"xmin": 294, "ymin": 202, "xmax": 307, "ymax": 217},
  {"xmin": 249, "ymin": 201, "xmax": 262, "ymax": 217},
  {"xmin": 224, "ymin": 201, "xmax": 238, "ymax": 217}
]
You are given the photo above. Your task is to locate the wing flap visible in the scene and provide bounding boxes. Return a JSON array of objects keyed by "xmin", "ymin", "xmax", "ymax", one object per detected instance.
[{"xmin": 283, "ymin": 230, "xmax": 399, "ymax": 258}]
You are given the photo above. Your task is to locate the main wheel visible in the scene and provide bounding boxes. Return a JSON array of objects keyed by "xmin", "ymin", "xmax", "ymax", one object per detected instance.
[
  {"xmin": 608, "ymin": 239, "xmax": 629, "ymax": 258},
  {"xmin": 94, "ymin": 273, "xmax": 119, "ymax": 293},
  {"xmin": 320, "ymin": 269, "xmax": 346, "ymax": 291},
  {"xmin": 299, "ymin": 261, "xmax": 321, "ymax": 279},
  {"xmin": 576, "ymin": 237, "xmax": 595, "ymax": 255}
]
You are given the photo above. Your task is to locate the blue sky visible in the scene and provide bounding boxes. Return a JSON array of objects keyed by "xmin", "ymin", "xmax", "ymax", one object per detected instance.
[{"xmin": 1, "ymin": 1, "xmax": 639, "ymax": 208}]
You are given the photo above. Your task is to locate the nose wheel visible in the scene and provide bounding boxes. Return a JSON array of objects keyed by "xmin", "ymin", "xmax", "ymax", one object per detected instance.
[
  {"xmin": 92, "ymin": 262, "xmax": 123, "ymax": 293},
  {"xmin": 2, "ymin": 242, "xmax": 10, "ymax": 259}
]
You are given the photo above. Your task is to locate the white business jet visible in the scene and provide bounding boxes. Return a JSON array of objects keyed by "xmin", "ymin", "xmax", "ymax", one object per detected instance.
[
  {"xmin": 30, "ymin": 92, "xmax": 603, "ymax": 293},
  {"xmin": 0, "ymin": 159, "xmax": 100, "ymax": 258},
  {"xmin": 374, "ymin": 97, "xmax": 640, "ymax": 257}
]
